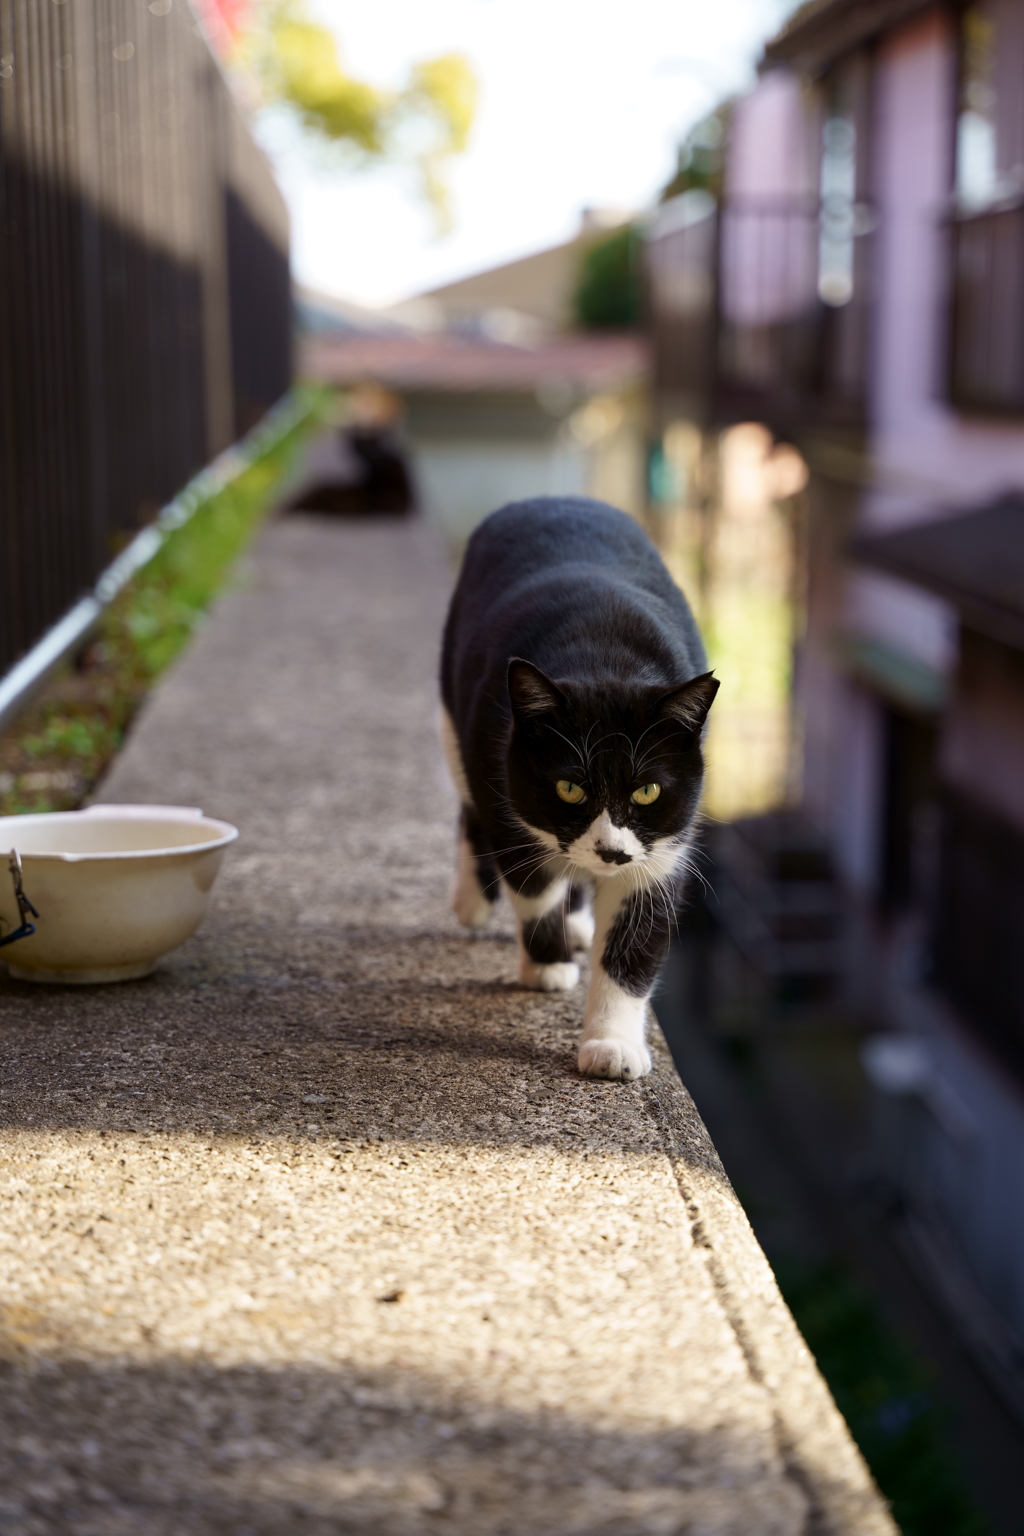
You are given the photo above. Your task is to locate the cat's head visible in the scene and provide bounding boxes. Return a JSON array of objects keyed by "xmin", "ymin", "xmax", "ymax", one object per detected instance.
[{"xmin": 505, "ymin": 658, "xmax": 719, "ymax": 879}]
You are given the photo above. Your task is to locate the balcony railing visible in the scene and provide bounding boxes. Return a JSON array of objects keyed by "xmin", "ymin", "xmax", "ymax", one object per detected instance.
[
  {"xmin": 717, "ymin": 197, "xmax": 820, "ymax": 395},
  {"xmin": 647, "ymin": 194, "xmax": 872, "ymax": 433},
  {"xmin": 949, "ymin": 200, "xmax": 1024, "ymax": 414},
  {"xmin": 645, "ymin": 190, "xmax": 719, "ymax": 410}
]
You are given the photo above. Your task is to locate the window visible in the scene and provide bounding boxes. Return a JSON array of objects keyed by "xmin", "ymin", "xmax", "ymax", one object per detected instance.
[
  {"xmin": 956, "ymin": 1, "xmax": 1024, "ymax": 208},
  {"xmin": 949, "ymin": 2, "xmax": 1024, "ymax": 411},
  {"xmin": 957, "ymin": 7, "xmax": 999, "ymax": 206},
  {"xmin": 819, "ymin": 115, "xmax": 858, "ymax": 306}
]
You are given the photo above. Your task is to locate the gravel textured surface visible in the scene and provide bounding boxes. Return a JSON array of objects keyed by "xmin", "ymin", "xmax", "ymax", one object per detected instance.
[{"xmin": 0, "ymin": 512, "xmax": 895, "ymax": 1534}]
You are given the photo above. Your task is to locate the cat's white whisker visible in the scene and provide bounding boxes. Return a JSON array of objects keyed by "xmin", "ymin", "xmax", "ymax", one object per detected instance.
[
  {"xmin": 540, "ymin": 722, "xmax": 587, "ymax": 777},
  {"xmin": 486, "ymin": 852, "xmax": 549, "ymax": 888},
  {"xmin": 633, "ymin": 750, "xmax": 676, "ymax": 777}
]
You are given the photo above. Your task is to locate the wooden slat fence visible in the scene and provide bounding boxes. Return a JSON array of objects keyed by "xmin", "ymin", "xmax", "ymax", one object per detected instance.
[{"xmin": 0, "ymin": 0, "xmax": 291, "ymax": 676}]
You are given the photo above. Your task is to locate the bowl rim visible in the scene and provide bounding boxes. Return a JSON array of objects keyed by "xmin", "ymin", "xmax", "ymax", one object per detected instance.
[{"xmin": 0, "ymin": 805, "xmax": 239, "ymax": 863}]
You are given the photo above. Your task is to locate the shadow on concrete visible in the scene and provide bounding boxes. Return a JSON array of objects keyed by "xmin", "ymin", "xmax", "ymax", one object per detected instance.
[
  {"xmin": 0, "ymin": 1354, "xmax": 820, "ymax": 1536},
  {"xmin": 0, "ymin": 930, "xmax": 709, "ymax": 1166}
]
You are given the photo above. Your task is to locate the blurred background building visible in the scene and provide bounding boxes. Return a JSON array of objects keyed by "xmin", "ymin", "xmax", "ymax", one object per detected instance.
[
  {"xmin": 647, "ymin": 0, "xmax": 1024, "ymax": 1470},
  {"xmin": 4, "ymin": 0, "xmax": 1024, "ymax": 1523},
  {"xmin": 297, "ymin": 213, "xmax": 647, "ymax": 548}
]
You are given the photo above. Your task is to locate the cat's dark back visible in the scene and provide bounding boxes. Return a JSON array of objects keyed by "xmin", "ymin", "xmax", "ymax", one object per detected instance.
[{"xmin": 442, "ymin": 495, "xmax": 707, "ymax": 759}]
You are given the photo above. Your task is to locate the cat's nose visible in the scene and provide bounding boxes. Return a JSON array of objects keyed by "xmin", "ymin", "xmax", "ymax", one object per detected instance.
[{"xmin": 597, "ymin": 848, "xmax": 632, "ymax": 865}]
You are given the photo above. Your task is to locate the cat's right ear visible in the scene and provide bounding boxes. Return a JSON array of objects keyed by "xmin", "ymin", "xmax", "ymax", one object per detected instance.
[
  {"xmin": 507, "ymin": 659, "xmax": 565, "ymax": 719},
  {"xmin": 657, "ymin": 671, "xmax": 719, "ymax": 735}
]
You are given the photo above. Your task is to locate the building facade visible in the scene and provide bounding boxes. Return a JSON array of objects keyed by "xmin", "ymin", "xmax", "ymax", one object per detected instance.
[{"xmin": 649, "ymin": 0, "xmax": 1024, "ymax": 1416}]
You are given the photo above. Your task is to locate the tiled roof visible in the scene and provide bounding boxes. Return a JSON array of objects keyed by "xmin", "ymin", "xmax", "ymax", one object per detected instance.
[{"xmin": 763, "ymin": 0, "xmax": 933, "ymax": 75}]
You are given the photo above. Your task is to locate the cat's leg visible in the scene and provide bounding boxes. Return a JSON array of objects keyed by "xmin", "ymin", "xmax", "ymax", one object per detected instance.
[
  {"xmin": 439, "ymin": 706, "xmax": 501, "ymax": 930},
  {"xmin": 511, "ymin": 875, "xmax": 580, "ymax": 992},
  {"xmin": 566, "ymin": 879, "xmax": 595, "ymax": 953},
  {"xmin": 577, "ymin": 877, "xmax": 676, "ymax": 1080},
  {"xmin": 452, "ymin": 804, "xmax": 501, "ymax": 929}
]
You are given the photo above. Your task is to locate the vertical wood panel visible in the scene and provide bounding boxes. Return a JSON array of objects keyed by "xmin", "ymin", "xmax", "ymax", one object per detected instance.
[{"xmin": 0, "ymin": 0, "xmax": 292, "ymax": 676}]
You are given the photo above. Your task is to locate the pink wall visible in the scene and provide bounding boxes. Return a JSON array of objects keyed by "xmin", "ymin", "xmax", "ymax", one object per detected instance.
[
  {"xmin": 721, "ymin": 71, "xmax": 818, "ymax": 326},
  {"xmin": 727, "ymin": 68, "xmax": 817, "ymax": 201},
  {"xmin": 870, "ymin": 6, "xmax": 1024, "ymax": 521}
]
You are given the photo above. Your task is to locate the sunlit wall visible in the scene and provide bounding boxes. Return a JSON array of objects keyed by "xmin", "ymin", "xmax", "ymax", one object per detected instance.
[{"xmin": 651, "ymin": 421, "xmax": 808, "ymax": 823}]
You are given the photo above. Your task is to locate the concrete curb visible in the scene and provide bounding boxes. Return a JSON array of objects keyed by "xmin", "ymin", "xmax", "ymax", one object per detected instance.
[
  {"xmin": 644, "ymin": 1038, "xmax": 897, "ymax": 1535},
  {"xmin": 0, "ymin": 512, "xmax": 895, "ymax": 1535}
]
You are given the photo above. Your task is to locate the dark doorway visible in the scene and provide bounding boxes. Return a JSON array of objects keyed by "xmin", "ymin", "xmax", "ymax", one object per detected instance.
[{"xmin": 879, "ymin": 708, "xmax": 940, "ymax": 914}]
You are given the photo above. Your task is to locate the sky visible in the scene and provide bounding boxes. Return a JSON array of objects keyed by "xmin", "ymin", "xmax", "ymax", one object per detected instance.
[{"xmin": 254, "ymin": 0, "xmax": 792, "ymax": 309}]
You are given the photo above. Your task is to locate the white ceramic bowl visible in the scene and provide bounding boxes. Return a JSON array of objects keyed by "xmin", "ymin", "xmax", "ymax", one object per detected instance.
[{"xmin": 0, "ymin": 805, "xmax": 238, "ymax": 984}]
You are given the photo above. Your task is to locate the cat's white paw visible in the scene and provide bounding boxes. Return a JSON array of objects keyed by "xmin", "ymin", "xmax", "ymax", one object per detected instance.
[
  {"xmin": 578, "ymin": 1038, "xmax": 652, "ymax": 1081},
  {"xmin": 452, "ymin": 884, "xmax": 493, "ymax": 928},
  {"xmin": 566, "ymin": 907, "xmax": 595, "ymax": 952},
  {"xmin": 518, "ymin": 957, "xmax": 580, "ymax": 991}
]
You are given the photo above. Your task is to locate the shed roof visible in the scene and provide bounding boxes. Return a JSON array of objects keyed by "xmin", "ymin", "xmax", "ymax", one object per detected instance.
[
  {"xmin": 299, "ymin": 330, "xmax": 647, "ymax": 396},
  {"xmin": 853, "ymin": 495, "xmax": 1024, "ymax": 651}
]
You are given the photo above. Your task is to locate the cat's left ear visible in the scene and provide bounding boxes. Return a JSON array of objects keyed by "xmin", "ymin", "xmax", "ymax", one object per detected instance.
[
  {"xmin": 657, "ymin": 672, "xmax": 719, "ymax": 736},
  {"xmin": 507, "ymin": 658, "xmax": 566, "ymax": 719}
]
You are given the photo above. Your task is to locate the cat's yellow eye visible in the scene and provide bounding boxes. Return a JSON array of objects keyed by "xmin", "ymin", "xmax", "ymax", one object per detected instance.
[
  {"xmin": 556, "ymin": 779, "xmax": 586, "ymax": 805},
  {"xmin": 631, "ymin": 783, "xmax": 662, "ymax": 806}
]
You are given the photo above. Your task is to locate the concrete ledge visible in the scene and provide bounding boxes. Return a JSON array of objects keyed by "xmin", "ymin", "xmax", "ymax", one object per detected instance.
[{"xmin": 0, "ymin": 515, "xmax": 895, "ymax": 1534}]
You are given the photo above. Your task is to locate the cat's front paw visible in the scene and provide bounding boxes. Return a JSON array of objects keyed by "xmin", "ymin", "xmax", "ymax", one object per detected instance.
[
  {"xmin": 578, "ymin": 1038, "xmax": 652, "ymax": 1081},
  {"xmin": 518, "ymin": 956, "xmax": 580, "ymax": 992}
]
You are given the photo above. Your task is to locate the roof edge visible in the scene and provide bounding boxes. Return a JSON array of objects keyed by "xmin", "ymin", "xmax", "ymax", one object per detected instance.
[{"xmin": 763, "ymin": 0, "xmax": 935, "ymax": 76}]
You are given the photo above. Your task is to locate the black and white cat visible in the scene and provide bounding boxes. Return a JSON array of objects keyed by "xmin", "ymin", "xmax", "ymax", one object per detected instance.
[{"xmin": 440, "ymin": 496, "xmax": 718, "ymax": 1081}]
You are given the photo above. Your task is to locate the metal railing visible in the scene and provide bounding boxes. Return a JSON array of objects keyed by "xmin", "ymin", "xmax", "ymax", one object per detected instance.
[
  {"xmin": 645, "ymin": 191, "xmax": 719, "ymax": 410},
  {"xmin": 717, "ymin": 196, "xmax": 820, "ymax": 398},
  {"xmin": 0, "ymin": 0, "xmax": 292, "ymax": 681},
  {"xmin": 647, "ymin": 193, "xmax": 873, "ymax": 432},
  {"xmin": 0, "ymin": 390, "xmax": 314, "ymax": 737}
]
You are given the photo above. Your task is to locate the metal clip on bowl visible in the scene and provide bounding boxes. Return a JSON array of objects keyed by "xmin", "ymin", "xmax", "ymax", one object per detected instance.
[{"xmin": 0, "ymin": 848, "xmax": 40, "ymax": 949}]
